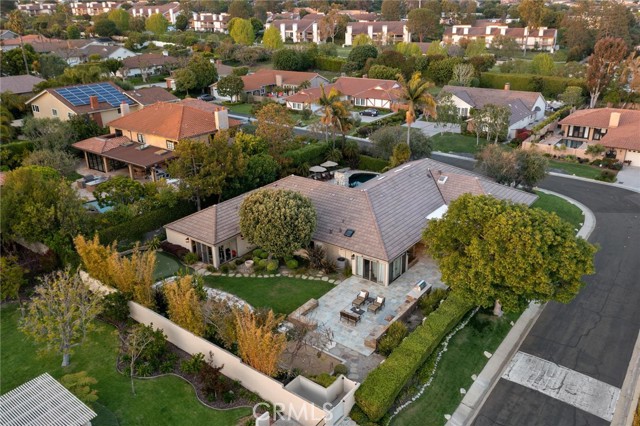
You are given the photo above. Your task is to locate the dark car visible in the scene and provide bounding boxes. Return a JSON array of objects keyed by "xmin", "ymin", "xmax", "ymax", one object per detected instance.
[
  {"xmin": 197, "ymin": 93, "xmax": 216, "ymax": 102},
  {"xmin": 359, "ymin": 108, "xmax": 379, "ymax": 117}
]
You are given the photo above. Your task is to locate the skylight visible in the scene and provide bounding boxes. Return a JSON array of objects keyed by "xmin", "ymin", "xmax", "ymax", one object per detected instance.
[{"xmin": 344, "ymin": 229, "xmax": 355, "ymax": 237}]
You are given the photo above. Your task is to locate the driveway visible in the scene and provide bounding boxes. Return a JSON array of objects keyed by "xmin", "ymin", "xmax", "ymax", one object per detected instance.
[
  {"xmin": 616, "ymin": 166, "xmax": 640, "ymax": 190},
  {"xmin": 403, "ymin": 121, "xmax": 461, "ymax": 137},
  {"xmin": 353, "ymin": 110, "xmax": 395, "ymax": 124}
]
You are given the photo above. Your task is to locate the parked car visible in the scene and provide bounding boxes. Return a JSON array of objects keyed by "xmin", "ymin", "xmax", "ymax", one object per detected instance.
[
  {"xmin": 359, "ymin": 108, "xmax": 379, "ymax": 117},
  {"xmin": 197, "ymin": 93, "xmax": 216, "ymax": 102}
]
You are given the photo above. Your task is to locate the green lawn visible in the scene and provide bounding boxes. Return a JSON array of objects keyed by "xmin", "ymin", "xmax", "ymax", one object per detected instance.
[
  {"xmin": 336, "ymin": 46, "xmax": 352, "ymax": 58},
  {"xmin": 532, "ymin": 191, "xmax": 584, "ymax": 230},
  {"xmin": 154, "ymin": 251, "xmax": 192, "ymax": 281},
  {"xmin": 203, "ymin": 275, "xmax": 334, "ymax": 315},
  {"xmin": 223, "ymin": 102, "xmax": 253, "ymax": 115},
  {"xmin": 431, "ymin": 134, "xmax": 489, "ymax": 154},
  {"xmin": 548, "ymin": 159, "xmax": 608, "ymax": 180},
  {"xmin": 391, "ymin": 311, "xmax": 518, "ymax": 426},
  {"xmin": 0, "ymin": 304, "xmax": 251, "ymax": 426}
]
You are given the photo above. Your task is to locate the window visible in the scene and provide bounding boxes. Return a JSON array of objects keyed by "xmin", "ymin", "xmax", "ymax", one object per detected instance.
[
  {"xmin": 459, "ymin": 107, "xmax": 469, "ymax": 117},
  {"xmin": 166, "ymin": 140, "xmax": 175, "ymax": 150},
  {"xmin": 31, "ymin": 105, "xmax": 39, "ymax": 112},
  {"xmin": 68, "ymin": 112, "xmax": 74, "ymax": 118},
  {"xmin": 593, "ymin": 128, "xmax": 605, "ymax": 141},
  {"xmin": 51, "ymin": 108, "xmax": 58, "ymax": 117},
  {"xmin": 137, "ymin": 133, "xmax": 145, "ymax": 144},
  {"xmin": 355, "ymin": 98, "xmax": 366, "ymax": 106},
  {"xmin": 114, "ymin": 129, "xmax": 123, "ymax": 137}
]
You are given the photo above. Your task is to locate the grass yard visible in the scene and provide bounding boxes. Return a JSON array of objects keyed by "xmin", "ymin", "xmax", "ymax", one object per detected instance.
[
  {"xmin": 0, "ymin": 304, "xmax": 251, "ymax": 426},
  {"xmin": 223, "ymin": 102, "xmax": 253, "ymax": 115},
  {"xmin": 203, "ymin": 275, "xmax": 334, "ymax": 315},
  {"xmin": 532, "ymin": 191, "xmax": 584, "ymax": 230},
  {"xmin": 154, "ymin": 251, "xmax": 192, "ymax": 281},
  {"xmin": 431, "ymin": 134, "xmax": 488, "ymax": 154},
  {"xmin": 336, "ymin": 46, "xmax": 352, "ymax": 58},
  {"xmin": 391, "ymin": 310, "xmax": 519, "ymax": 426},
  {"xmin": 548, "ymin": 159, "xmax": 608, "ymax": 180}
]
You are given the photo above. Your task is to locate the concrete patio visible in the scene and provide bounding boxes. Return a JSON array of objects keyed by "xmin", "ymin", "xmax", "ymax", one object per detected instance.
[{"xmin": 307, "ymin": 255, "xmax": 447, "ymax": 357}]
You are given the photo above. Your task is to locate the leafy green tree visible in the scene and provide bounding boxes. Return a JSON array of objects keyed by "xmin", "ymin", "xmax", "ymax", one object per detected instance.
[
  {"xmin": 228, "ymin": 0, "xmax": 253, "ymax": 19},
  {"xmin": 531, "ymin": 53, "xmax": 555, "ymax": 75},
  {"xmin": 38, "ymin": 53, "xmax": 68, "ymax": 79},
  {"xmin": 263, "ymin": 26, "xmax": 283, "ymax": 49},
  {"xmin": 396, "ymin": 72, "xmax": 437, "ymax": 149},
  {"xmin": 94, "ymin": 17, "xmax": 118, "ymax": 36},
  {"xmin": 370, "ymin": 125, "xmax": 432, "ymax": 160},
  {"xmin": 0, "ymin": 256, "xmax": 26, "ymax": 301},
  {"xmin": 66, "ymin": 24, "xmax": 80, "ymax": 39},
  {"xmin": 239, "ymin": 189, "xmax": 317, "ymax": 258},
  {"xmin": 69, "ymin": 114, "xmax": 108, "ymax": 140},
  {"xmin": 480, "ymin": 103, "xmax": 511, "ymax": 143},
  {"xmin": 250, "ymin": 17, "xmax": 263, "ymax": 34},
  {"xmin": 216, "ymin": 75, "xmax": 245, "ymax": 101},
  {"xmin": 102, "ymin": 58, "xmax": 122, "ymax": 76},
  {"xmin": 426, "ymin": 57, "xmax": 462, "ymax": 85},
  {"xmin": 518, "ymin": 0, "xmax": 545, "ymax": 29},
  {"xmin": 145, "ymin": 13, "xmax": 169, "ymax": 35},
  {"xmin": 352, "ymin": 34, "xmax": 373, "ymax": 47},
  {"xmin": 175, "ymin": 14, "xmax": 189, "ymax": 31},
  {"xmin": 368, "ymin": 64, "xmax": 401, "ymax": 80},
  {"xmin": 183, "ymin": 54, "xmax": 218, "ymax": 93},
  {"xmin": 234, "ymin": 131, "xmax": 269, "ymax": 156},
  {"xmin": 225, "ymin": 153, "xmax": 280, "ymax": 198},
  {"xmin": 22, "ymin": 117, "xmax": 74, "ymax": 151},
  {"xmin": 423, "ymin": 194, "xmax": 597, "ymax": 313},
  {"xmin": 255, "ymin": 103, "xmax": 295, "ymax": 155},
  {"xmin": 6, "ymin": 10, "xmax": 31, "ymax": 74},
  {"xmin": 0, "ymin": 45, "xmax": 38, "ymax": 76},
  {"xmin": 435, "ymin": 91, "xmax": 460, "ymax": 130},
  {"xmin": 586, "ymin": 37, "xmax": 628, "ymax": 108},
  {"xmin": 388, "ymin": 143, "xmax": 411, "ymax": 169},
  {"xmin": 174, "ymin": 68, "xmax": 197, "ymax": 95},
  {"xmin": 230, "ymin": 18, "xmax": 255, "ymax": 45},
  {"xmin": 1, "ymin": 106, "xmax": 15, "ymax": 141},
  {"xmin": 490, "ymin": 35, "xmax": 520, "ymax": 58},
  {"xmin": 108, "ymin": 9, "xmax": 129, "ymax": 32},
  {"xmin": 395, "ymin": 42, "xmax": 421, "ymax": 57},
  {"xmin": 23, "ymin": 149, "xmax": 78, "ymax": 178},
  {"xmin": 381, "ymin": 0, "xmax": 404, "ymax": 21},
  {"xmin": 94, "ymin": 176, "xmax": 146, "ymax": 207},
  {"xmin": 60, "ymin": 372, "xmax": 98, "ymax": 406},
  {"xmin": 272, "ymin": 48, "xmax": 302, "ymax": 71},
  {"xmin": 408, "ymin": 7, "xmax": 440, "ymax": 42},
  {"xmin": 20, "ymin": 268, "xmax": 103, "ymax": 367},
  {"xmin": 465, "ymin": 38, "xmax": 487, "ymax": 57},
  {"xmin": 347, "ymin": 44, "xmax": 377, "ymax": 69},
  {"xmin": 514, "ymin": 149, "xmax": 548, "ymax": 190}
]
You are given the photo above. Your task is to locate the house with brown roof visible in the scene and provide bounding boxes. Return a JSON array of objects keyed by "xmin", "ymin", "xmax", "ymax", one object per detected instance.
[
  {"xmin": 17, "ymin": 2, "xmax": 57, "ymax": 16},
  {"xmin": 164, "ymin": 158, "xmax": 537, "ymax": 281},
  {"xmin": 119, "ymin": 53, "xmax": 180, "ymax": 78},
  {"xmin": 0, "ymin": 75, "xmax": 45, "ymax": 95},
  {"xmin": 190, "ymin": 12, "xmax": 230, "ymax": 33},
  {"xmin": 524, "ymin": 108, "xmax": 640, "ymax": 166},
  {"xmin": 442, "ymin": 85, "xmax": 546, "ymax": 139},
  {"xmin": 212, "ymin": 69, "xmax": 329, "ymax": 98},
  {"xmin": 129, "ymin": 1, "xmax": 181, "ymax": 24},
  {"xmin": 69, "ymin": 1, "xmax": 124, "ymax": 16},
  {"xmin": 265, "ymin": 17, "xmax": 321, "ymax": 43},
  {"xmin": 442, "ymin": 23, "xmax": 558, "ymax": 52},
  {"xmin": 345, "ymin": 22, "xmax": 411, "ymax": 46},
  {"xmin": 125, "ymin": 87, "xmax": 179, "ymax": 106},
  {"xmin": 72, "ymin": 99, "xmax": 239, "ymax": 180},
  {"xmin": 285, "ymin": 76, "xmax": 403, "ymax": 111}
]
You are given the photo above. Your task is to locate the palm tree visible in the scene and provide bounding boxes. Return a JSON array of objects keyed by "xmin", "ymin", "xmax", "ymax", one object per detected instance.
[
  {"xmin": 395, "ymin": 72, "xmax": 437, "ymax": 150},
  {"xmin": 317, "ymin": 84, "xmax": 344, "ymax": 147},
  {"xmin": 7, "ymin": 10, "xmax": 30, "ymax": 75}
]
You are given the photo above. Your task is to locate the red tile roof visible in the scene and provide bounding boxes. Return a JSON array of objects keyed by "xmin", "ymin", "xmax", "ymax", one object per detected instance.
[
  {"xmin": 72, "ymin": 135, "xmax": 175, "ymax": 168},
  {"xmin": 285, "ymin": 76, "xmax": 401, "ymax": 104},
  {"xmin": 559, "ymin": 108, "xmax": 640, "ymax": 151},
  {"xmin": 238, "ymin": 69, "xmax": 327, "ymax": 92},
  {"xmin": 125, "ymin": 87, "xmax": 179, "ymax": 105}
]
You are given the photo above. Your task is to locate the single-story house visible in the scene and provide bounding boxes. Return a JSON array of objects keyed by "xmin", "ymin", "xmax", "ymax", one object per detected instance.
[
  {"xmin": 211, "ymin": 69, "xmax": 329, "ymax": 98},
  {"xmin": 285, "ymin": 76, "xmax": 402, "ymax": 111},
  {"xmin": 164, "ymin": 158, "xmax": 536, "ymax": 283},
  {"xmin": 119, "ymin": 53, "xmax": 180, "ymax": 78},
  {"xmin": 0, "ymin": 30, "xmax": 19, "ymax": 40},
  {"xmin": 76, "ymin": 44, "xmax": 136, "ymax": 62},
  {"xmin": 441, "ymin": 85, "xmax": 546, "ymax": 139},
  {"xmin": 125, "ymin": 87, "xmax": 179, "ymax": 106},
  {"xmin": 0, "ymin": 75, "xmax": 45, "ymax": 95},
  {"xmin": 345, "ymin": 21, "xmax": 411, "ymax": 46}
]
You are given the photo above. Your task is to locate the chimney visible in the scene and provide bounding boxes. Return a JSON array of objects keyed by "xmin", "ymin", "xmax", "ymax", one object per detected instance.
[
  {"xmin": 609, "ymin": 112, "xmax": 621, "ymax": 128},
  {"xmin": 89, "ymin": 95, "xmax": 99, "ymax": 109},
  {"xmin": 214, "ymin": 108, "xmax": 229, "ymax": 130},
  {"xmin": 275, "ymin": 74, "xmax": 283, "ymax": 87},
  {"xmin": 504, "ymin": 82, "xmax": 510, "ymax": 91},
  {"xmin": 120, "ymin": 100, "xmax": 130, "ymax": 116}
]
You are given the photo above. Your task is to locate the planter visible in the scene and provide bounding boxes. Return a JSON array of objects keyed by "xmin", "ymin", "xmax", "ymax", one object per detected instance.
[
  {"xmin": 244, "ymin": 260, "xmax": 254, "ymax": 269},
  {"xmin": 336, "ymin": 257, "xmax": 346, "ymax": 270}
]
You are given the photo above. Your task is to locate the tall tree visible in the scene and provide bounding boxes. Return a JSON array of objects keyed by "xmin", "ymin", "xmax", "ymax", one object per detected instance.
[
  {"xmin": 185, "ymin": 53, "xmax": 218, "ymax": 93},
  {"xmin": 395, "ymin": 72, "xmax": 437, "ymax": 149},
  {"xmin": 255, "ymin": 103, "xmax": 295, "ymax": 156},
  {"xmin": 489, "ymin": 35, "xmax": 520, "ymax": 59},
  {"xmin": 108, "ymin": 9, "xmax": 129, "ymax": 32},
  {"xmin": 423, "ymin": 194, "xmax": 597, "ymax": 313},
  {"xmin": 122, "ymin": 324, "xmax": 165, "ymax": 395},
  {"xmin": 559, "ymin": 86, "xmax": 585, "ymax": 107},
  {"xmin": 145, "ymin": 13, "xmax": 169, "ymax": 35},
  {"xmin": 6, "ymin": 10, "xmax": 30, "ymax": 75},
  {"xmin": 230, "ymin": 18, "xmax": 255, "ymax": 45},
  {"xmin": 0, "ymin": 45, "xmax": 37, "ymax": 76},
  {"xmin": 239, "ymin": 189, "xmax": 317, "ymax": 258},
  {"xmin": 262, "ymin": 26, "xmax": 283, "ymax": 49},
  {"xmin": 517, "ymin": 0, "xmax": 545, "ymax": 29},
  {"xmin": 530, "ymin": 53, "xmax": 555, "ymax": 75},
  {"xmin": 586, "ymin": 37, "xmax": 628, "ymax": 108},
  {"xmin": 381, "ymin": 0, "xmax": 405, "ymax": 20},
  {"xmin": 449, "ymin": 63, "xmax": 475, "ymax": 86},
  {"xmin": 216, "ymin": 75, "xmax": 245, "ymax": 101},
  {"xmin": 228, "ymin": 0, "xmax": 253, "ymax": 19},
  {"xmin": 107, "ymin": 244, "xmax": 156, "ymax": 308},
  {"xmin": 317, "ymin": 85, "xmax": 347, "ymax": 146},
  {"xmin": 234, "ymin": 307, "xmax": 287, "ymax": 376},
  {"xmin": 407, "ymin": 7, "xmax": 440, "ymax": 42},
  {"xmin": 165, "ymin": 275, "xmax": 205, "ymax": 336},
  {"xmin": 319, "ymin": 9, "xmax": 339, "ymax": 44},
  {"xmin": 20, "ymin": 269, "xmax": 103, "ymax": 367},
  {"xmin": 94, "ymin": 17, "xmax": 118, "ymax": 37}
]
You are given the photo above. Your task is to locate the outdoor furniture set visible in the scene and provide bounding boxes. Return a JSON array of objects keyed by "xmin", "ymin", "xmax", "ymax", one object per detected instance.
[{"xmin": 339, "ymin": 290, "xmax": 386, "ymax": 326}]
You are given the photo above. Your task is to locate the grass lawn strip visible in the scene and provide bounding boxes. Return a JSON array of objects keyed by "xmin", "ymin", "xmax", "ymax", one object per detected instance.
[
  {"xmin": 390, "ymin": 310, "xmax": 520, "ymax": 426},
  {"xmin": 203, "ymin": 275, "xmax": 334, "ymax": 315},
  {"xmin": 548, "ymin": 159, "xmax": 606, "ymax": 180},
  {"xmin": 0, "ymin": 304, "xmax": 251, "ymax": 426},
  {"xmin": 532, "ymin": 191, "xmax": 584, "ymax": 230},
  {"xmin": 430, "ymin": 134, "xmax": 489, "ymax": 154}
]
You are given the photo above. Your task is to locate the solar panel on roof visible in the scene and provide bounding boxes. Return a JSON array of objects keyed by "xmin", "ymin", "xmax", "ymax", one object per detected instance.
[{"xmin": 54, "ymin": 82, "xmax": 135, "ymax": 108}]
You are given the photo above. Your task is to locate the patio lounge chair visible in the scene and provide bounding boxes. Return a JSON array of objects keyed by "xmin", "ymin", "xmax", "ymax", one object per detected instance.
[
  {"xmin": 368, "ymin": 296, "xmax": 385, "ymax": 314},
  {"xmin": 352, "ymin": 290, "xmax": 369, "ymax": 308}
]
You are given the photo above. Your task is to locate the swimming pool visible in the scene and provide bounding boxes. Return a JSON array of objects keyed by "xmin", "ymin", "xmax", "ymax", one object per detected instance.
[
  {"xmin": 349, "ymin": 172, "xmax": 378, "ymax": 187},
  {"xmin": 83, "ymin": 200, "xmax": 113, "ymax": 214}
]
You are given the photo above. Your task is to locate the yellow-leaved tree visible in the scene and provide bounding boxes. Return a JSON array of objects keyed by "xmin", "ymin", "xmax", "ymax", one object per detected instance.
[
  {"xmin": 74, "ymin": 234, "xmax": 115, "ymax": 286},
  {"xmin": 107, "ymin": 245, "xmax": 155, "ymax": 308},
  {"xmin": 234, "ymin": 307, "xmax": 286, "ymax": 376},
  {"xmin": 164, "ymin": 275, "xmax": 205, "ymax": 336}
]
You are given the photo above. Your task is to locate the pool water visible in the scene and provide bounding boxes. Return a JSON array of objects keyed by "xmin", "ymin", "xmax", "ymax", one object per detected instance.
[
  {"xmin": 349, "ymin": 172, "xmax": 378, "ymax": 187},
  {"xmin": 83, "ymin": 200, "xmax": 113, "ymax": 213}
]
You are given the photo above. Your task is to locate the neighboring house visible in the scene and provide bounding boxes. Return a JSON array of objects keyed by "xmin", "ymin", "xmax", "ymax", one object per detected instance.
[
  {"xmin": 125, "ymin": 87, "xmax": 179, "ymax": 106},
  {"xmin": 0, "ymin": 34, "xmax": 64, "ymax": 51},
  {"xmin": 164, "ymin": 158, "xmax": 536, "ymax": 280},
  {"xmin": 129, "ymin": 1, "xmax": 181, "ymax": 24},
  {"xmin": 190, "ymin": 12, "xmax": 230, "ymax": 32},
  {"xmin": 0, "ymin": 373, "xmax": 97, "ymax": 426},
  {"xmin": 26, "ymin": 81, "xmax": 143, "ymax": 126},
  {"xmin": 345, "ymin": 22, "xmax": 411, "ymax": 46},
  {"xmin": 72, "ymin": 99, "xmax": 239, "ymax": 179},
  {"xmin": 119, "ymin": 52, "xmax": 180, "ymax": 78},
  {"xmin": 77, "ymin": 44, "xmax": 137, "ymax": 62},
  {"xmin": 337, "ymin": 10, "xmax": 379, "ymax": 21},
  {"xmin": 0, "ymin": 75, "xmax": 45, "ymax": 95},
  {"xmin": 441, "ymin": 85, "xmax": 546, "ymax": 139},
  {"xmin": 525, "ymin": 108, "xmax": 640, "ymax": 166},
  {"xmin": 215, "ymin": 60, "xmax": 235, "ymax": 78},
  {"xmin": 442, "ymin": 22, "xmax": 558, "ymax": 52},
  {"xmin": 0, "ymin": 30, "xmax": 18, "ymax": 40},
  {"xmin": 212, "ymin": 69, "xmax": 328, "ymax": 98},
  {"xmin": 17, "ymin": 3, "xmax": 57, "ymax": 16},
  {"xmin": 285, "ymin": 76, "xmax": 402, "ymax": 111},
  {"xmin": 265, "ymin": 17, "xmax": 321, "ymax": 43},
  {"xmin": 69, "ymin": 1, "xmax": 124, "ymax": 16}
]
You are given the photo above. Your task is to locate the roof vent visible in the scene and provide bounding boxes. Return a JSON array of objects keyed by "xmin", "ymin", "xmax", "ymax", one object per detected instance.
[
  {"xmin": 344, "ymin": 229, "xmax": 355, "ymax": 237},
  {"xmin": 154, "ymin": 149, "xmax": 169, "ymax": 156},
  {"xmin": 438, "ymin": 176, "xmax": 448, "ymax": 184}
]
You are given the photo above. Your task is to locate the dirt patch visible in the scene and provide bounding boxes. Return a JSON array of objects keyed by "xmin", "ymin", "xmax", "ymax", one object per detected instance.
[{"xmin": 279, "ymin": 343, "xmax": 343, "ymax": 376}]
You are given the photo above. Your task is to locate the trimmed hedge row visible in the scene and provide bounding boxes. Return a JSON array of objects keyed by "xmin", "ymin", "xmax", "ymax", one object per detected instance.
[
  {"xmin": 479, "ymin": 72, "xmax": 586, "ymax": 98},
  {"xmin": 283, "ymin": 142, "xmax": 330, "ymax": 167},
  {"xmin": 315, "ymin": 55, "xmax": 347, "ymax": 73},
  {"xmin": 98, "ymin": 203, "xmax": 196, "ymax": 244},
  {"xmin": 359, "ymin": 155, "xmax": 388, "ymax": 172},
  {"xmin": 532, "ymin": 105, "xmax": 572, "ymax": 134},
  {"xmin": 354, "ymin": 292, "xmax": 472, "ymax": 421}
]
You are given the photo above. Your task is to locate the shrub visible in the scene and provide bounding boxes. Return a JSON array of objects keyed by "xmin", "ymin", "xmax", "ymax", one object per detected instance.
[
  {"xmin": 321, "ymin": 257, "xmax": 337, "ymax": 274},
  {"xmin": 355, "ymin": 292, "xmax": 472, "ymax": 421},
  {"xmin": 182, "ymin": 252, "xmax": 199, "ymax": 265},
  {"xmin": 0, "ymin": 141, "xmax": 34, "ymax": 170},
  {"xmin": 285, "ymin": 259, "xmax": 299, "ymax": 270},
  {"xmin": 228, "ymin": 262, "xmax": 237, "ymax": 271},
  {"xmin": 206, "ymin": 265, "xmax": 218, "ymax": 273},
  {"xmin": 309, "ymin": 373, "xmax": 337, "ymax": 387},
  {"xmin": 315, "ymin": 55, "xmax": 346, "ymax": 72},
  {"xmin": 359, "ymin": 155, "xmax": 389, "ymax": 172},
  {"xmin": 220, "ymin": 264, "xmax": 230, "ymax": 274},
  {"xmin": 419, "ymin": 288, "xmax": 448, "ymax": 316},
  {"xmin": 334, "ymin": 364, "xmax": 349, "ymax": 376},
  {"xmin": 479, "ymin": 72, "xmax": 586, "ymax": 98},
  {"xmin": 306, "ymin": 245, "xmax": 325, "ymax": 270},
  {"xmin": 596, "ymin": 169, "xmax": 616, "ymax": 182},
  {"xmin": 180, "ymin": 352, "xmax": 205, "ymax": 374},
  {"xmin": 101, "ymin": 291, "xmax": 131, "ymax": 325},
  {"xmin": 283, "ymin": 142, "xmax": 330, "ymax": 168},
  {"xmin": 377, "ymin": 321, "xmax": 408, "ymax": 356},
  {"xmin": 223, "ymin": 391, "xmax": 237, "ymax": 403},
  {"xmin": 235, "ymin": 258, "xmax": 243, "ymax": 265},
  {"xmin": 266, "ymin": 259, "xmax": 279, "ymax": 273},
  {"xmin": 343, "ymin": 263, "xmax": 352, "ymax": 278}
]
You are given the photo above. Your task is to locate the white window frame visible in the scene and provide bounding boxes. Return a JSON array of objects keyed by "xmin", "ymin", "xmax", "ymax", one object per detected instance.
[
  {"xmin": 137, "ymin": 133, "xmax": 145, "ymax": 144},
  {"xmin": 166, "ymin": 140, "xmax": 175, "ymax": 150},
  {"xmin": 354, "ymin": 98, "xmax": 366, "ymax": 106},
  {"xmin": 51, "ymin": 108, "xmax": 58, "ymax": 117}
]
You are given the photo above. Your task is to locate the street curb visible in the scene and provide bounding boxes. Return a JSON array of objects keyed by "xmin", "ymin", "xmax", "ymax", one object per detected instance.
[
  {"xmin": 446, "ymin": 191, "xmax": 597, "ymax": 426},
  {"xmin": 611, "ymin": 331, "xmax": 640, "ymax": 426},
  {"xmin": 548, "ymin": 172, "xmax": 640, "ymax": 194},
  {"xmin": 432, "ymin": 151, "xmax": 477, "ymax": 161}
]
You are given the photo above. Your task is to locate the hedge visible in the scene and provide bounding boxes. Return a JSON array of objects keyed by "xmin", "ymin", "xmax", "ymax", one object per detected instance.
[
  {"xmin": 98, "ymin": 203, "xmax": 196, "ymax": 244},
  {"xmin": 0, "ymin": 141, "xmax": 34, "ymax": 170},
  {"xmin": 354, "ymin": 292, "xmax": 472, "ymax": 421},
  {"xmin": 479, "ymin": 72, "xmax": 586, "ymax": 99},
  {"xmin": 283, "ymin": 142, "xmax": 330, "ymax": 167},
  {"xmin": 359, "ymin": 155, "xmax": 388, "ymax": 172},
  {"xmin": 315, "ymin": 55, "xmax": 346, "ymax": 73},
  {"xmin": 531, "ymin": 105, "xmax": 572, "ymax": 134}
]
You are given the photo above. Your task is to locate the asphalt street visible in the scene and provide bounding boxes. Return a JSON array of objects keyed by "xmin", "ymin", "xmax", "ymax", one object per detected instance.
[{"xmin": 431, "ymin": 153, "xmax": 640, "ymax": 426}]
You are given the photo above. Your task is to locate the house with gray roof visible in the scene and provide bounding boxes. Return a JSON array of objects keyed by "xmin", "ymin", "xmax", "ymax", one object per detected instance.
[
  {"xmin": 442, "ymin": 85, "xmax": 546, "ymax": 139},
  {"xmin": 165, "ymin": 158, "xmax": 537, "ymax": 286}
]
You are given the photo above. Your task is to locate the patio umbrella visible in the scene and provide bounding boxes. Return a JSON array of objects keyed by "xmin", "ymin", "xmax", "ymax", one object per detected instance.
[
  {"xmin": 309, "ymin": 166, "xmax": 327, "ymax": 173},
  {"xmin": 320, "ymin": 161, "xmax": 338, "ymax": 168}
]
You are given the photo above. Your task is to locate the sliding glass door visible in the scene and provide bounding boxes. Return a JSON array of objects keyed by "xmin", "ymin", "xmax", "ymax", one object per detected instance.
[{"xmin": 355, "ymin": 256, "xmax": 384, "ymax": 284}]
